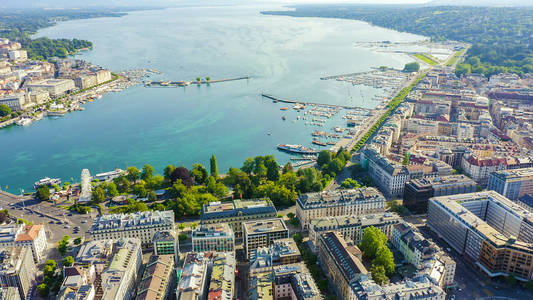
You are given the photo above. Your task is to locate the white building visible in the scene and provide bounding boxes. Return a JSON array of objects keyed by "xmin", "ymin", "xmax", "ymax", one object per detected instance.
[
  {"xmin": 76, "ymin": 238, "xmax": 142, "ymax": 300},
  {"xmin": 297, "ymin": 187, "xmax": 386, "ymax": 230},
  {"xmin": 89, "ymin": 210, "xmax": 174, "ymax": 246},
  {"xmin": 0, "ymin": 224, "xmax": 47, "ymax": 263},
  {"xmin": 360, "ymin": 147, "xmax": 410, "ymax": 198},
  {"xmin": 0, "ymin": 93, "xmax": 27, "ymax": 111},
  {"xmin": 27, "ymin": 78, "xmax": 75, "ymax": 98}
]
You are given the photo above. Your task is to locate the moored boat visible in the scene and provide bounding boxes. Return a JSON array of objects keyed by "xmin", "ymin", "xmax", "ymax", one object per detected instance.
[
  {"xmin": 34, "ymin": 177, "xmax": 61, "ymax": 189},
  {"xmin": 277, "ymin": 144, "xmax": 318, "ymax": 154}
]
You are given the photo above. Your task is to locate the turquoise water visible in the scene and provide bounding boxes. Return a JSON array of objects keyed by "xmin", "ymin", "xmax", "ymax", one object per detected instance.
[{"xmin": 0, "ymin": 5, "xmax": 425, "ymax": 193}]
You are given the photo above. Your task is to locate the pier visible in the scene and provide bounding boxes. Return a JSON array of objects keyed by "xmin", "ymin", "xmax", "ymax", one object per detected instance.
[
  {"xmin": 145, "ymin": 76, "xmax": 250, "ymax": 87},
  {"xmin": 261, "ymin": 93, "xmax": 370, "ymax": 111}
]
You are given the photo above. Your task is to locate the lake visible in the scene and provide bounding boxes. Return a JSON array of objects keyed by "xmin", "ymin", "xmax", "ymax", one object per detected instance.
[{"xmin": 0, "ymin": 5, "xmax": 426, "ymax": 193}]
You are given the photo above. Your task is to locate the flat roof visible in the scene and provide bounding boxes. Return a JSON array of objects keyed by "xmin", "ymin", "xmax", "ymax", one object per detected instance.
[{"xmin": 243, "ymin": 218, "xmax": 287, "ymax": 235}]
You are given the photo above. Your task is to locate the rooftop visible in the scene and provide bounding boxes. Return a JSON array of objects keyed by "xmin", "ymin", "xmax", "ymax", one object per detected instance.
[
  {"xmin": 298, "ymin": 187, "xmax": 385, "ymax": 208},
  {"xmin": 430, "ymin": 191, "xmax": 533, "ymax": 252},
  {"xmin": 192, "ymin": 223, "xmax": 233, "ymax": 239},
  {"xmin": 310, "ymin": 212, "xmax": 401, "ymax": 230},
  {"xmin": 320, "ymin": 231, "xmax": 367, "ymax": 282},
  {"xmin": 491, "ymin": 167, "xmax": 533, "ymax": 181},
  {"xmin": 90, "ymin": 210, "xmax": 174, "ymax": 232},
  {"xmin": 136, "ymin": 255, "xmax": 174, "ymax": 300},
  {"xmin": 243, "ymin": 218, "xmax": 288, "ymax": 235},
  {"xmin": 201, "ymin": 198, "xmax": 276, "ymax": 220}
]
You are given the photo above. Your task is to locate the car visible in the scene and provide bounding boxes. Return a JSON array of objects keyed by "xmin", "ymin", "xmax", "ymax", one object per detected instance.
[
  {"xmin": 67, "ymin": 213, "xmax": 72, "ymax": 216},
  {"xmin": 81, "ymin": 220, "xmax": 87, "ymax": 224},
  {"xmin": 56, "ymin": 221, "xmax": 62, "ymax": 224},
  {"xmin": 49, "ymin": 220, "xmax": 54, "ymax": 224}
]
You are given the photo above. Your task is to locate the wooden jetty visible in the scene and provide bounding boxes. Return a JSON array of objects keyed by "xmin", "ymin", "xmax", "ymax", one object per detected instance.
[
  {"xmin": 261, "ymin": 93, "xmax": 370, "ymax": 111},
  {"xmin": 145, "ymin": 76, "xmax": 250, "ymax": 87}
]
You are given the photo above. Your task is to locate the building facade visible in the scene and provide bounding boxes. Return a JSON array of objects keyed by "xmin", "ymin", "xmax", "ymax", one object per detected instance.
[
  {"xmin": 89, "ymin": 210, "xmax": 174, "ymax": 246},
  {"xmin": 0, "ymin": 247, "xmax": 36, "ymax": 300},
  {"xmin": 488, "ymin": 167, "xmax": 533, "ymax": 201},
  {"xmin": 136, "ymin": 254, "xmax": 176, "ymax": 300},
  {"xmin": 296, "ymin": 187, "xmax": 386, "ymax": 230},
  {"xmin": 308, "ymin": 212, "xmax": 401, "ymax": 252},
  {"xmin": 318, "ymin": 231, "xmax": 368, "ymax": 300},
  {"xmin": 0, "ymin": 224, "xmax": 47, "ymax": 263},
  {"xmin": 200, "ymin": 199, "xmax": 277, "ymax": 238},
  {"xmin": 427, "ymin": 191, "xmax": 533, "ymax": 280},
  {"xmin": 192, "ymin": 223, "xmax": 234, "ymax": 253},
  {"xmin": 153, "ymin": 231, "xmax": 179, "ymax": 263},
  {"xmin": 243, "ymin": 218, "xmax": 289, "ymax": 259},
  {"xmin": 404, "ymin": 175, "xmax": 477, "ymax": 214}
]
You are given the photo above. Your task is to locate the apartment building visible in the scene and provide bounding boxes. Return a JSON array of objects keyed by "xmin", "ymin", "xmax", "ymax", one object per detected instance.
[
  {"xmin": 461, "ymin": 153, "xmax": 533, "ymax": 187},
  {"xmin": 136, "ymin": 254, "xmax": 176, "ymax": 300},
  {"xmin": 427, "ymin": 191, "xmax": 533, "ymax": 280},
  {"xmin": 488, "ymin": 167, "xmax": 533, "ymax": 201},
  {"xmin": 404, "ymin": 175, "xmax": 477, "ymax": 214},
  {"xmin": 27, "ymin": 78, "xmax": 75, "ymax": 97},
  {"xmin": 0, "ymin": 223, "xmax": 47, "ymax": 263},
  {"xmin": 0, "ymin": 247, "xmax": 36, "ymax": 300},
  {"xmin": 360, "ymin": 147, "xmax": 410, "ymax": 198},
  {"xmin": 249, "ymin": 263, "xmax": 322, "ymax": 300},
  {"xmin": 243, "ymin": 218, "xmax": 289, "ymax": 259},
  {"xmin": 76, "ymin": 238, "xmax": 142, "ymax": 300},
  {"xmin": 90, "ymin": 210, "xmax": 174, "ymax": 246},
  {"xmin": 192, "ymin": 223, "xmax": 234, "ymax": 253},
  {"xmin": 200, "ymin": 199, "xmax": 277, "ymax": 238},
  {"xmin": 308, "ymin": 212, "xmax": 401, "ymax": 252},
  {"xmin": 250, "ymin": 238, "xmax": 301, "ymax": 273},
  {"xmin": 208, "ymin": 252, "xmax": 236, "ymax": 300},
  {"xmin": 296, "ymin": 187, "xmax": 386, "ymax": 230},
  {"xmin": 318, "ymin": 231, "xmax": 368, "ymax": 300},
  {"xmin": 176, "ymin": 252, "xmax": 209, "ymax": 300},
  {"xmin": 392, "ymin": 222, "xmax": 456, "ymax": 288},
  {"xmin": 153, "ymin": 231, "xmax": 179, "ymax": 263},
  {"xmin": 350, "ymin": 276, "xmax": 446, "ymax": 300}
]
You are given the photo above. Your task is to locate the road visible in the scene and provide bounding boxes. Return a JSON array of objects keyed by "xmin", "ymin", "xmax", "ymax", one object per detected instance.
[{"xmin": 0, "ymin": 191, "xmax": 94, "ymax": 242}]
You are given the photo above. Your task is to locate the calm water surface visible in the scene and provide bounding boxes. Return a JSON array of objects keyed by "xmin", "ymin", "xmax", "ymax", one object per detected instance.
[{"xmin": 0, "ymin": 5, "xmax": 426, "ymax": 193}]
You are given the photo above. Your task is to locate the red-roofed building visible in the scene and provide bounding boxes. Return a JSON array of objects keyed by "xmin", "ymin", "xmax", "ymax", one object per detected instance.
[{"xmin": 14, "ymin": 224, "xmax": 47, "ymax": 263}]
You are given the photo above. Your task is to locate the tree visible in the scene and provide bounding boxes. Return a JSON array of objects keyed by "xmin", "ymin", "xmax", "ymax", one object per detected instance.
[
  {"xmin": 0, "ymin": 211, "xmax": 8, "ymax": 224},
  {"xmin": 171, "ymin": 167, "xmax": 193, "ymax": 187},
  {"xmin": 115, "ymin": 176, "xmax": 130, "ymax": 193},
  {"xmin": 62, "ymin": 256, "xmax": 74, "ymax": 267},
  {"xmin": 292, "ymin": 233, "xmax": 303, "ymax": 245},
  {"xmin": 341, "ymin": 178, "xmax": 361, "ymax": 189},
  {"xmin": 317, "ymin": 279, "xmax": 328, "ymax": 292},
  {"xmin": 373, "ymin": 246, "xmax": 395, "ymax": 275},
  {"xmin": 371, "ymin": 264, "xmax": 388, "ymax": 285},
  {"xmin": 0, "ymin": 104, "xmax": 11, "ymax": 117},
  {"xmin": 141, "ymin": 164, "xmax": 154, "ymax": 181},
  {"xmin": 92, "ymin": 187, "xmax": 106, "ymax": 203},
  {"xmin": 196, "ymin": 77, "xmax": 201, "ymax": 83},
  {"xmin": 58, "ymin": 235, "xmax": 70, "ymax": 256},
  {"xmin": 36, "ymin": 185, "xmax": 51, "ymax": 201},
  {"xmin": 189, "ymin": 222, "xmax": 198, "ymax": 230},
  {"xmin": 210, "ymin": 154, "xmax": 218, "ymax": 178},
  {"xmin": 178, "ymin": 223, "xmax": 186, "ymax": 231},
  {"xmin": 126, "ymin": 166, "xmax": 140, "ymax": 183},
  {"xmin": 74, "ymin": 237, "xmax": 82, "ymax": 245},
  {"xmin": 133, "ymin": 183, "xmax": 148, "ymax": 198},
  {"xmin": 164, "ymin": 165, "xmax": 176, "ymax": 182},
  {"xmin": 106, "ymin": 182, "xmax": 119, "ymax": 197},
  {"xmin": 403, "ymin": 62, "xmax": 420, "ymax": 72},
  {"xmin": 402, "ymin": 152, "xmax": 410, "ymax": 166},
  {"xmin": 179, "ymin": 233, "xmax": 187, "ymax": 241},
  {"xmin": 317, "ymin": 150, "xmax": 332, "ymax": 167},
  {"xmin": 191, "ymin": 163, "xmax": 209, "ymax": 185},
  {"xmin": 148, "ymin": 191, "xmax": 157, "ymax": 202},
  {"xmin": 205, "ymin": 76, "xmax": 210, "ymax": 82},
  {"xmin": 38, "ymin": 283, "xmax": 49, "ymax": 297},
  {"xmin": 359, "ymin": 226, "xmax": 388, "ymax": 259}
]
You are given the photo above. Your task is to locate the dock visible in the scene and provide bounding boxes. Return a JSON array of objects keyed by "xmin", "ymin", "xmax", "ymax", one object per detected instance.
[
  {"xmin": 145, "ymin": 76, "xmax": 250, "ymax": 87},
  {"xmin": 261, "ymin": 93, "xmax": 370, "ymax": 111}
]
